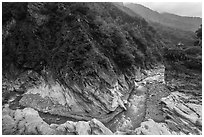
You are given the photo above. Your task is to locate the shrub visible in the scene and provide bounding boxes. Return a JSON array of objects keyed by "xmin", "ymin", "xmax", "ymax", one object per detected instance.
[
  {"xmin": 184, "ymin": 46, "xmax": 202, "ymax": 56},
  {"xmin": 164, "ymin": 48, "xmax": 187, "ymax": 62},
  {"xmin": 113, "ymin": 50, "xmax": 134, "ymax": 72}
]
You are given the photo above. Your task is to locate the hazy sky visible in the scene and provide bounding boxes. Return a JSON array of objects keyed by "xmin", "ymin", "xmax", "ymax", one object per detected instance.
[{"xmin": 135, "ymin": 2, "xmax": 202, "ymax": 17}]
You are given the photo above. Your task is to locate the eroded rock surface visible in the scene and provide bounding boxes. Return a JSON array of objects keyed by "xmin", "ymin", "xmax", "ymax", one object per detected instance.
[
  {"xmin": 19, "ymin": 71, "xmax": 130, "ymax": 123},
  {"xmin": 2, "ymin": 64, "xmax": 202, "ymax": 135},
  {"xmin": 162, "ymin": 59, "xmax": 202, "ymax": 135},
  {"xmin": 161, "ymin": 92, "xmax": 202, "ymax": 135}
]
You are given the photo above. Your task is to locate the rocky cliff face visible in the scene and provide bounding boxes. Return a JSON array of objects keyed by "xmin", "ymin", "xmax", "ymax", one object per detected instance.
[
  {"xmin": 2, "ymin": 64, "xmax": 202, "ymax": 135},
  {"xmin": 18, "ymin": 69, "xmax": 130, "ymax": 123}
]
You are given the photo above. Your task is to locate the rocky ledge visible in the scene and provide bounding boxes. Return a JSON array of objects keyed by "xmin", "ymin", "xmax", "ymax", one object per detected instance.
[
  {"xmin": 161, "ymin": 91, "xmax": 202, "ymax": 135},
  {"xmin": 2, "ymin": 65, "xmax": 202, "ymax": 135}
]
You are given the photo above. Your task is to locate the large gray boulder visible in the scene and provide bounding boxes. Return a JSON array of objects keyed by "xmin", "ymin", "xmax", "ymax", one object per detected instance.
[
  {"xmin": 2, "ymin": 106, "xmax": 113, "ymax": 135},
  {"xmin": 134, "ymin": 119, "xmax": 184, "ymax": 135}
]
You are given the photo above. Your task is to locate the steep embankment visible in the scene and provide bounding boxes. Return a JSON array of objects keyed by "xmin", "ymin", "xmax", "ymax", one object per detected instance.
[{"xmin": 2, "ymin": 2, "xmax": 164, "ymax": 134}]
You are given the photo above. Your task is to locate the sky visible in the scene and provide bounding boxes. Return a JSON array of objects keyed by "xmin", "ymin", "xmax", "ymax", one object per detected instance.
[{"xmin": 134, "ymin": 2, "xmax": 202, "ymax": 17}]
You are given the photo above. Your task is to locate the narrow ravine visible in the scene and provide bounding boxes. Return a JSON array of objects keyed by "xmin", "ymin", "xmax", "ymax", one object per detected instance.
[
  {"xmin": 105, "ymin": 65, "xmax": 167, "ymax": 132},
  {"xmin": 3, "ymin": 65, "xmax": 165, "ymax": 132},
  {"xmin": 2, "ymin": 65, "xmax": 202, "ymax": 135}
]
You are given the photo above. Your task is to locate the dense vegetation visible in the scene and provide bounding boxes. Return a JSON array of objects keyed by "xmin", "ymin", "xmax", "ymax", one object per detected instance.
[
  {"xmin": 2, "ymin": 2, "xmax": 164, "ymax": 86},
  {"xmin": 194, "ymin": 25, "xmax": 202, "ymax": 46},
  {"xmin": 163, "ymin": 25, "xmax": 202, "ymax": 72}
]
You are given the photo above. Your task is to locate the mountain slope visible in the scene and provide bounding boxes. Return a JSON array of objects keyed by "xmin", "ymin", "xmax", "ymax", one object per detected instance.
[
  {"xmin": 123, "ymin": 3, "xmax": 200, "ymax": 47},
  {"xmin": 151, "ymin": 22, "xmax": 196, "ymax": 47},
  {"xmin": 124, "ymin": 3, "xmax": 202, "ymax": 32}
]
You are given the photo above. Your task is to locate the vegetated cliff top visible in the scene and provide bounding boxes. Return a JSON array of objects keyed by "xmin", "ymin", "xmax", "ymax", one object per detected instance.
[{"xmin": 3, "ymin": 2, "xmax": 164, "ymax": 84}]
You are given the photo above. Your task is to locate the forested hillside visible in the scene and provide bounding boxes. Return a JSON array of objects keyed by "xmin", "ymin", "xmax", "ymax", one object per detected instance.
[{"xmin": 3, "ymin": 2, "xmax": 163, "ymax": 80}]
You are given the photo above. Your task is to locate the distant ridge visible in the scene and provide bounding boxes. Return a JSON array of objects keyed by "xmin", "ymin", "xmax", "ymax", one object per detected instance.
[{"xmin": 124, "ymin": 3, "xmax": 202, "ymax": 32}]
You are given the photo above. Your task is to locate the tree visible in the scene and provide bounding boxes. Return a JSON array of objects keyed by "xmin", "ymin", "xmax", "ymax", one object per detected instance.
[
  {"xmin": 194, "ymin": 24, "xmax": 202, "ymax": 46},
  {"xmin": 195, "ymin": 25, "xmax": 202, "ymax": 40}
]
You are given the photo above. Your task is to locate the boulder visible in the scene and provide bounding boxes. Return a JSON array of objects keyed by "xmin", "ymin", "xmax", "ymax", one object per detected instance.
[
  {"xmin": 2, "ymin": 106, "xmax": 113, "ymax": 135},
  {"xmin": 2, "ymin": 107, "xmax": 56, "ymax": 135},
  {"xmin": 75, "ymin": 121, "xmax": 91, "ymax": 135},
  {"xmin": 2, "ymin": 115, "xmax": 16, "ymax": 135},
  {"xmin": 89, "ymin": 118, "xmax": 113, "ymax": 135},
  {"xmin": 134, "ymin": 119, "xmax": 183, "ymax": 135}
]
